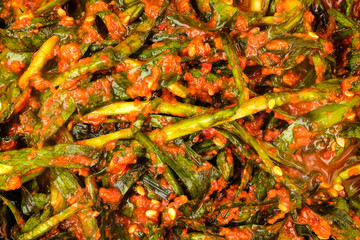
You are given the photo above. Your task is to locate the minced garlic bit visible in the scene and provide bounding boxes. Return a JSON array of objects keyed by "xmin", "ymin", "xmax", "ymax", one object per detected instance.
[
  {"xmin": 273, "ymin": 166, "xmax": 283, "ymax": 177},
  {"xmin": 136, "ymin": 186, "xmax": 146, "ymax": 196},
  {"xmin": 168, "ymin": 208, "xmax": 177, "ymax": 220},
  {"xmin": 336, "ymin": 137, "xmax": 345, "ymax": 148},
  {"xmin": 268, "ymin": 99, "xmax": 276, "ymax": 109}
]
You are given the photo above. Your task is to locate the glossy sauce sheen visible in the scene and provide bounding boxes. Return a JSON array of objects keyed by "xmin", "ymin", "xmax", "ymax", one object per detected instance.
[{"xmin": 0, "ymin": 0, "xmax": 359, "ymax": 239}]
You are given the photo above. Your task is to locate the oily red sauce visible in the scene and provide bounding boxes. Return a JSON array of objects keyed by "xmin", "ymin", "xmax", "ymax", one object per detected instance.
[
  {"xmin": 126, "ymin": 67, "xmax": 161, "ymax": 99},
  {"xmin": 0, "ymin": 0, "xmax": 358, "ymax": 239},
  {"xmin": 24, "ymin": 0, "xmax": 42, "ymax": 11},
  {"xmin": 354, "ymin": 1, "xmax": 360, "ymax": 18},
  {"xmin": 320, "ymin": 0, "xmax": 344, "ymax": 9},
  {"xmin": 4, "ymin": 175, "xmax": 21, "ymax": 190},
  {"xmin": 298, "ymin": 206, "xmax": 332, "ymax": 239},
  {"xmin": 210, "ymin": 184, "xmax": 256, "ymax": 225},
  {"xmin": 61, "ymin": 214, "xmax": 85, "ymax": 240},
  {"xmin": 0, "ymin": 139, "xmax": 18, "ymax": 151},
  {"xmin": 51, "ymin": 155, "xmax": 96, "ymax": 167},
  {"xmin": 103, "ymin": 14, "xmax": 126, "ymax": 40},
  {"xmin": 58, "ymin": 43, "xmax": 82, "ymax": 73},
  {"xmin": 142, "ymin": 0, "xmax": 165, "ymax": 18},
  {"xmin": 126, "ymin": 194, "xmax": 166, "ymax": 233},
  {"xmin": 184, "ymin": 72, "xmax": 226, "ymax": 102},
  {"xmin": 219, "ymin": 227, "xmax": 253, "ymax": 240},
  {"xmin": 107, "ymin": 147, "xmax": 137, "ymax": 174},
  {"xmin": 343, "ymin": 176, "xmax": 360, "ymax": 197},
  {"xmin": 281, "ymin": 217, "xmax": 303, "ymax": 240},
  {"xmin": 243, "ymin": 112, "xmax": 266, "ymax": 138},
  {"xmin": 266, "ymin": 188, "xmax": 293, "ymax": 224},
  {"xmin": 99, "ymin": 187, "xmax": 122, "ymax": 204},
  {"xmin": 180, "ymin": 36, "xmax": 212, "ymax": 58},
  {"xmin": 298, "ymin": 143, "xmax": 359, "ymax": 183},
  {"xmin": 86, "ymin": 1, "xmax": 109, "ymax": 15},
  {"xmin": 282, "ymin": 100, "xmax": 326, "ymax": 117}
]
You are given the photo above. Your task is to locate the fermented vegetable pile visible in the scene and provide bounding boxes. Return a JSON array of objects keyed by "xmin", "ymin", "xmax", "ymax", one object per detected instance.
[{"xmin": 0, "ymin": 0, "xmax": 359, "ymax": 239}]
